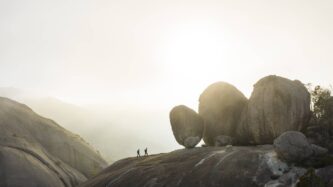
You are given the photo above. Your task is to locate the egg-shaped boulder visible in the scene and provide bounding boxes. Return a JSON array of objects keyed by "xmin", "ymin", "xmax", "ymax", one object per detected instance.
[
  {"xmin": 169, "ymin": 105, "xmax": 204, "ymax": 148},
  {"xmin": 199, "ymin": 82, "xmax": 247, "ymax": 146},
  {"xmin": 238, "ymin": 75, "xmax": 311, "ymax": 144}
]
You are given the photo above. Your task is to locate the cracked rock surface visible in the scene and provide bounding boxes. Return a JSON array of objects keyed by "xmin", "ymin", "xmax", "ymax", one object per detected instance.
[{"xmin": 80, "ymin": 146, "xmax": 316, "ymax": 187}]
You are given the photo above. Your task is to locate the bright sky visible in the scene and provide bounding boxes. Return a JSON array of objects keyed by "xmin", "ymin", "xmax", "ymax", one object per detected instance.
[{"xmin": 1, "ymin": 0, "xmax": 333, "ymax": 111}]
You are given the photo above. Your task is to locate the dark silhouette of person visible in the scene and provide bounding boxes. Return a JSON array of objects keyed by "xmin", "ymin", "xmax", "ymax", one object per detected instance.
[
  {"xmin": 137, "ymin": 149, "xmax": 140, "ymax": 158},
  {"xmin": 144, "ymin": 148, "xmax": 148, "ymax": 156}
]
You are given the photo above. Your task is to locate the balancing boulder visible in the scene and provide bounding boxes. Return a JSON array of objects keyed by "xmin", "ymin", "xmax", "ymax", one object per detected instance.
[
  {"xmin": 199, "ymin": 82, "xmax": 247, "ymax": 146},
  {"xmin": 170, "ymin": 105, "xmax": 204, "ymax": 148}
]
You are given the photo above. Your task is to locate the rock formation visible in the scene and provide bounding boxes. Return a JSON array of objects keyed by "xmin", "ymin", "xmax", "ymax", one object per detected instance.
[
  {"xmin": 273, "ymin": 131, "xmax": 327, "ymax": 162},
  {"xmin": 80, "ymin": 145, "xmax": 332, "ymax": 187},
  {"xmin": 316, "ymin": 165, "xmax": 333, "ymax": 186},
  {"xmin": 214, "ymin": 135, "xmax": 233, "ymax": 147},
  {"xmin": 238, "ymin": 75, "xmax": 311, "ymax": 144},
  {"xmin": 199, "ymin": 82, "xmax": 247, "ymax": 146},
  {"xmin": 169, "ymin": 105, "xmax": 204, "ymax": 148},
  {"xmin": 0, "ymin": 97, "xmax": 108, "ymax": 187}
]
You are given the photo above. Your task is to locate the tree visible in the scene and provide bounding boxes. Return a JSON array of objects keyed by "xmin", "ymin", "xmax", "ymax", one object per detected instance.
[
  {"xmin": 306, "ymin": 84, "xmax": 333, "ymax": 151},
  {"xmin": 307, "ymin": 84, "xmax": 333, "ymax": 136},
  {"xmin": 309, "ymin": 85, "xmax": 332, "ymax": 121}
]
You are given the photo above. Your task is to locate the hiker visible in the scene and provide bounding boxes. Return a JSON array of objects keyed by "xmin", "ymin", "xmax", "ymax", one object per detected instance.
[
  {"xmin": 144, "ymin": 148, "xmax": 148, "ymax": 156},
  {"xmin": 137, "ymin": 149, "xmax": 140, "ymax": 158}
]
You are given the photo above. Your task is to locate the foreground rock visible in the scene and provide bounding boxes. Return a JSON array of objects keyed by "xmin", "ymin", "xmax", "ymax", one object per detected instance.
[
  {"xmin": 316, "ymin": 165, "xmax": 333, "ymax": 186},
  {"xmin": 273, "ymin": 131, "xmax": 328, "ymax": 162},
  {"xmin": 81, "ymin": 145, "xmax": 327, "ymax": 187},
  {"xmin": 238, "ymin": 75, "xmax": 311, "ymax": 144},
  {"xmin": 199, "ymin": 82, "xmax": 247, "ymax": 146},
  {"xmin": 169, "ymin": 105, "xmax": 204, "ymax": 148},
  {"xmin": 0, "ymin": 97, "xmax": 108, "ymax": 187},
  {"xmin": 214, "ymin": 135, "xmax": 233, "ymax": 146}
]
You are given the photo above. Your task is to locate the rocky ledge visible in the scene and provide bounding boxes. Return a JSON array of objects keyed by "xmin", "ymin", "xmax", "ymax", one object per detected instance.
[{"xmin": 80, "ymin": 146, "xmax": 333, "ymax": 187}]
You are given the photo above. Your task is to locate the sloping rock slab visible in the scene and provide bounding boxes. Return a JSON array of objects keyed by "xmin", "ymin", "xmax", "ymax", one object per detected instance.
[{"xmin": 80, "ymin": 146, "xmax": 293, "ymax": 187}]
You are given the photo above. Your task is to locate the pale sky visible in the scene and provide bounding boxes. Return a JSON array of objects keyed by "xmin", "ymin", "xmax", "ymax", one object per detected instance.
[{"xmin": 1, "ymin": 0, "xmax": 333, "ymax": 110}]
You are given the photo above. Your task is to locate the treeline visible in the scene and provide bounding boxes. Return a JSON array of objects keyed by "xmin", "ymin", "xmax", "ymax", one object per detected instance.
[{"xmin": 306, "ymin": 84, "xmax": 333, "ymax": 152}]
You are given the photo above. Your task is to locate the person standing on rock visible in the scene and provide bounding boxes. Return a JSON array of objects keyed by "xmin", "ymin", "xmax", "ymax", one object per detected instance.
[
  {"xmin": 137, "ymin": 149, "xmax": 140, "ymax": 158},
  {"xmin": 144, "ymin": 148, "xmax": 148, "ymax": 156}
]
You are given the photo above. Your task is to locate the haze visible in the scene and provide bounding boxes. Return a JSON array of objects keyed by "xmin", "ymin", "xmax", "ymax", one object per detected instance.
[{"xmin": 1, "ymin": 0, "xmax": 332, "ymax": 161}]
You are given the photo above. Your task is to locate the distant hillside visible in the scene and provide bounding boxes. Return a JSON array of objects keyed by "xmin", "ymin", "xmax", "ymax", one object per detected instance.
[
  {"xmin": 0, "ymin": 97, "xmax": 108, "ymax": 187},
  {"xmin": 0, "ymin": 87, "xmax": 178, "ymax": 162}
]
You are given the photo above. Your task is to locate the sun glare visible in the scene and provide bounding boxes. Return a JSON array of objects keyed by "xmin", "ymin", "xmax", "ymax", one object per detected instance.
[
  {"xmin": 155, "ymin": 23, "xmax": 240, "ymax": 109},
  {"xmin": 161, "ymin": 24, "xmax": 226, "ymax": 78}
]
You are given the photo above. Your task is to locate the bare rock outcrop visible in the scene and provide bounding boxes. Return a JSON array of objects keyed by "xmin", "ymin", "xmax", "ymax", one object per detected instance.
[
  {"xmin": 238, "ymin": 75, "xmax": 311, "ymax": 144},
  {"xmin": 273, "ymin": 131, "xmax": 328, "ymax": 162},
  {"xmin": 214, "ymin": 135, "xmax": 234, "ymax": 146},
  {"xmin": 199, "ymin": 82, "xmax": 247, "ymax": 146},
  {"xmin": 316, "ymin": 165, "xmax": 333, "ymax": 186},
  {"xmin": 80, "ymin": 146, "xmax": 323, "ymax": 187},
  {"xmin": 0, "ymin": 97, "xmax": 108, "ymax": 187},
  {"xmin": 170, "ymin": 105, "xmax": 204, "ymax": 148}
]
